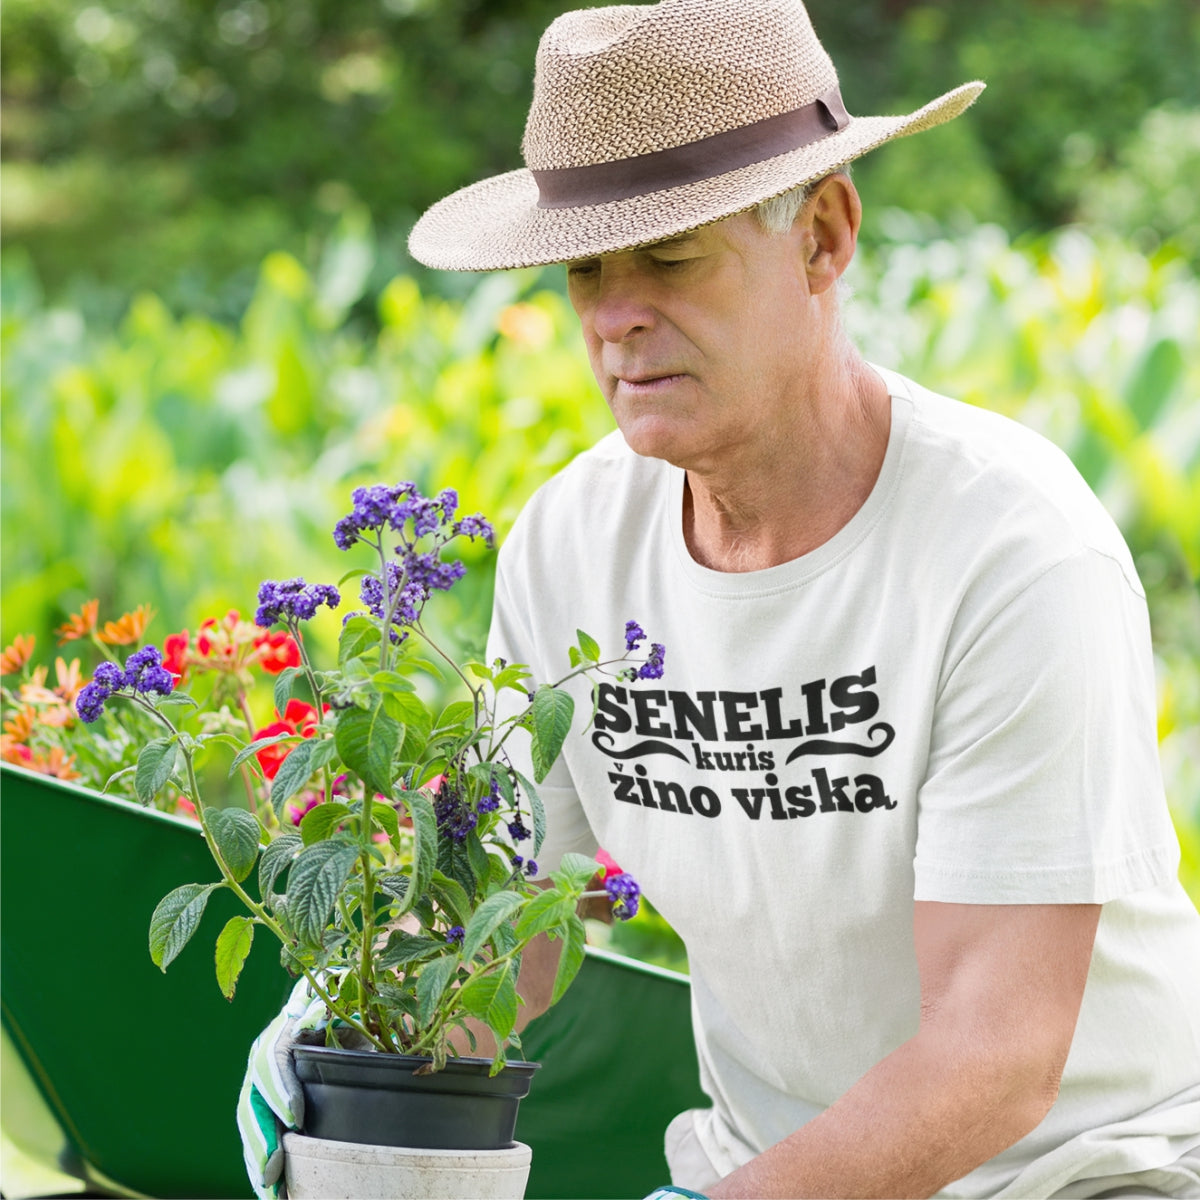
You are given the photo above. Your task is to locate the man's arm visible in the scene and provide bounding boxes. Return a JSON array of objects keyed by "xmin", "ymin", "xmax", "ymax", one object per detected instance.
[
  {"xmin": 709, "ymin": 900, "xmax": 1101, "ymax": 1199},
  {"xmin": 447, "ymin": 882, "xmax": 566, "ymax": 1060}
]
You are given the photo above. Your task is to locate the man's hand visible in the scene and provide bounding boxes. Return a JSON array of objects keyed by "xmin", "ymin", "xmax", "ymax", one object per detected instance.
[{"xmin": 709, "ymin": 901, "xmax": 1101, "ymax": 1199}]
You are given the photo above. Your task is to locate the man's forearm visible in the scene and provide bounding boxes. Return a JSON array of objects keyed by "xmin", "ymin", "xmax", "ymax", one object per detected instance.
[
  {"xmin": 448, "ymin": 928, "xmax": 564, "ymax": 1059},
  {"xmin": 709, "ymin": 1025, "xmax": 1058, "ymax": 1199}
]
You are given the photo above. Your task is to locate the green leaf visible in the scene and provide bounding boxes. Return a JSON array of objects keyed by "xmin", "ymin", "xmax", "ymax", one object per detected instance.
[
  {"xmin": 576, "ymin": 628, "xmax": 601, "ymax": 662},
  {"xmin": 339, "ymin": 615, "xmax": 379, "ymax": 665},
  {"xmin": 228, "ymin": 731, "xmax": 294, "ymax": 776},
  {"xmin": 135, "ymin": 738, "xmax": 177, "ymax": 805},
  {"xmin": 553, "ymin": 851, "xmax": 603, "ymax": 892},
  {"xmin": 215, "ymin": 916, "xmax": 255, "ymax": 1000},
  {"xmin": 157, "ymin": 693, "xmax": 200, "ymax": 711},
  {"xmin": 259, "ymin": 832, "xmax": 302, "ymax": 897},
  {"xmin": 399, "ymin": 788, "xmax": 438, "ymax": 916},
  {"xmin": 457, "ymin": 962, "xmax": 518, "ymax": 1040},
  {"xmin": 370, "ymin": 800, "xmax": 401, "ymax": 846},
  {"xmin": 287, "ymin": 841, "xmax": 358, "ymax": 945},
  {"xmin": 415, "ymin": 953, "xmax": 459, "ymax": 1025},
  {"xmin": 207, "ymin": 808, "xmax": 262, "ymax": 882},
  {"xmin": 530, "ymin": 686, "xmax": 574, "ymax": 784},
  {"xmin": 551, "ymin": 914, "xmax": 587, "ymax": 1005},
  {"xmin": 273, "ymin": 666, "xmax": 302, "ymax": 716},
  {"xmin": 467, "ymin": 661, "xmax": 494, "ymax": 680},
  {"xmin": 434, "ymin": 701, "xmax": 475, "ymax": 733},
  {"xmin": 462, "ymin": 891, "xmax": 525, "ymax": 963},
  {"xmin": 150, "ymin": 883, "xmax": 217, "ymax": 971},
  {"xmin": 336, "ymin": 701, "xmax": 401, "ymax": 797},
  {"xmin": 514, "ymin": 888, "xmax": 573, "ymax": 941},
  {"xmin": 430, "ymin": 871, "xmax": 473, "ymax": 928},
  {"xmin": 299, "ymin": 801, "xmax": 351, "ymax": 845},
  {"xmin": 376, "ymin": 930, "xmax": 446, "ymax": 970},
  {"xmin": 271, "ymin": 737, "xmax": 331, "ymax": 808},
  {"xmin": 514, "ymin": 771, "xmax": 547, "ymax": 856}
]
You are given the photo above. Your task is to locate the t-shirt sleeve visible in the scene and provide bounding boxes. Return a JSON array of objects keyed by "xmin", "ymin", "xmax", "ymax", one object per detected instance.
[
  {"xmin": 913, "ymin": 547, "xmax": 1180, "ymax": 904},
  {"xmin": 486, "ymin": 539, "xmax": 600, "ymax": 876}
]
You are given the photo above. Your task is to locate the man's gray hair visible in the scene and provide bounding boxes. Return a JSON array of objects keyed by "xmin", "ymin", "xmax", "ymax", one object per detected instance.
[
  {"xmin": 754, "ymin": 184, "xmax": 814, "ymax": 235},
  {"xmin": 754, "ymin": 168, "xmax": 853, "ymax": 235}
]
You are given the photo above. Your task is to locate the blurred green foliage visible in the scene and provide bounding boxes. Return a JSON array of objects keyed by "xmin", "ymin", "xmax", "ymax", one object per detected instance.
[
  {"xmin": 3, "ymin": 221, "xmax": 1198, "ymax": 907},
  {"xmin": 1, "ymin": 0, "xmax": 1198, "ymax": 954},
  {"xmin": 3, "ymin": 0, "xmax": 1198, "ymax": 319}
]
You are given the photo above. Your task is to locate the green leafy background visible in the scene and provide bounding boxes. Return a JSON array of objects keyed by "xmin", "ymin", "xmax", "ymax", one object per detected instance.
[{"xmin": 3, "ymin": 0, "xmax": 1198, "ymax": 938}]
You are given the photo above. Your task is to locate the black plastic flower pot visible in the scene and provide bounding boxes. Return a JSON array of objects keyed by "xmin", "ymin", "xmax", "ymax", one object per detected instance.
[{"xmin": 292, "ymin": 1045, "xmax": 540, "ymax": 1150}]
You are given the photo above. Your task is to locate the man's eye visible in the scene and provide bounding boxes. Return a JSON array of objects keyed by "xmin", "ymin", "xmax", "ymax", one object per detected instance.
[{"xmin": 567, "ymin": 261, "xmax": 600, "ymax": 278}]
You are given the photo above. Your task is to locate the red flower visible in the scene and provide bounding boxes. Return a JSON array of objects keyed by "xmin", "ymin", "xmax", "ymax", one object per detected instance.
[
  {"xmin": 163, "ymin": 630, "xmax": 190, "ymax": 682},
  {"xmin": 254, "ymin": 699, "xmax": 321, "ymax": 781},
  {"xmin": 254, "ymin": 630, "xmax": 302, "ymax": 675},
  {"xmin": 595, "ymin": 848, "xmax": 625, "ymax": 880}
]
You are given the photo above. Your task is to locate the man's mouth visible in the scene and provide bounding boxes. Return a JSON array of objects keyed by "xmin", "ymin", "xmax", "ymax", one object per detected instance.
[{"xmin": 614, "ymin": 372, "xmax": 687, "ymax": 393}]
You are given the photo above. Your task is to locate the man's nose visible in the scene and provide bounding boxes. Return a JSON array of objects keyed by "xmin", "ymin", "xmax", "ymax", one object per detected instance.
[{"xmin": 590, "ymin": 268, "xmax": 655, "ymax": 344}]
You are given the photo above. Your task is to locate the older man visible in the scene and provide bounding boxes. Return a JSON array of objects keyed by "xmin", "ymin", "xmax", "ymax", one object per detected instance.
[
  {"xmin": 243, "ymin": 2, "xmax": 1200, "ymax": 1197},
  {"xmin": 407, "ymin": 1, "xmax": 1200, "ymax": 1197}
]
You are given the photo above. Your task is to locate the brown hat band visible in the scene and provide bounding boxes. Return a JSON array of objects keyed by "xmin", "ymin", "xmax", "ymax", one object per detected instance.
[{"xmin": 531, "ymin": 87, "xmax": 850, "ymax": 210}]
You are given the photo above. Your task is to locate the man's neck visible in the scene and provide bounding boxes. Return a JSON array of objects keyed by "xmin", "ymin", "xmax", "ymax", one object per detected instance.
[{"xmin": 681, "ymin": 361, "xmax": 892, "ymax": 572}]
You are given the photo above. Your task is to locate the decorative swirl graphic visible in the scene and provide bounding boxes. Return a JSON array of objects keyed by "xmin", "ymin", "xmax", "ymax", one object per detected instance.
[
  {"xmin": 591, "ymin": 731, "xmax": 691, "ymax": 762},
  {"xmin": 783, "ymin": 722, "xmax": 895, "ymax": 764}
]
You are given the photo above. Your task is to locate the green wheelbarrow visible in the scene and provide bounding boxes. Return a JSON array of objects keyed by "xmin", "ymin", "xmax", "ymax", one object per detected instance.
[{"xmin": 0, "ymin": 764, "xmax": 705, "ymax": 1199}]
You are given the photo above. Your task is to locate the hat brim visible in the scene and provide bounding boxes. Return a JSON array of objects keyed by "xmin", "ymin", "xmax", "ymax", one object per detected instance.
[{"xmin": 409, "ymin": 81, "xmax": 984, "ymax": 272}]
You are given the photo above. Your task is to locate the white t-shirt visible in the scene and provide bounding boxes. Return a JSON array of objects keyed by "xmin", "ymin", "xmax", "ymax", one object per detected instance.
[{"xmin": 486, "ymin": 367, "xmax": 1200, "ymax": 1198}]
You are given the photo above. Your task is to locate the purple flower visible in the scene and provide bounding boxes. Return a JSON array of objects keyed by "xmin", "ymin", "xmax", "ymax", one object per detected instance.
[
  {"xmin": 477, "ymin": 777, "xmax": 502, "ymax": 814},
  {"xmin": 256, "ymin": 578, "xmax": 340, "ymax": 627},
  {"xmin": 507, "ymin": 815, "xmax": 530, "ymax": 843},
  {"xmin": 605, "ymin": 872, "xmax": 641, "ymax": 921},
  {"xmin": 524, "ymin": 859, "xmax": 538, "ymax": 877},
  {"xmin": 445, "ymin": 925, "xmax": 465, "ymax": 945},
  {"xmin": 637, "ymin": 643, "xmax": 666, "ymax": 681},
  {"xmin": 434, "ymin": 780, "xmax": 477, "ymax": 843},
  {"xmin": 624, "ymin": 620, "xmax": 646, "ymax": 652},
  {"xmin": 123, "ymin": 646, "xmax": 176, "ymax": 697},
  {"xmin": 92, "ymin": 661, "xmax": 125, "ymax": 689},
  {"xmin": 75, "ymin": 681, "xmax": 111, "ymax": 724},
  {"xmin": 454, "ymin": 514, "xmax": 496, "ymax": 546}
]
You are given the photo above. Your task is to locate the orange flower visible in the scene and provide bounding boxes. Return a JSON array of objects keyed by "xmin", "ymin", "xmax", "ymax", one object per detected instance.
[
  {"xmin": 56, "ymin": 599, "xmax": 99, "ymax": 644},
  {"xmin": 1, "ymin": 634, "xmax": 36, "ymax": 675},
  {"xmin": 1, "ymin": 736, "xmax": 33, "ymax": 766},
  {"xmin": 53, "ymin": 658, "xmax": 85, "ymax": 703},
  {"xmin": 27, "ymin": 746, "xmax": 81, "ymax": 781},
  {"xmin": 3, "ymin": 706, "xmax": 37, "ymax": 743},
  {"xmin": 97, "ymin": 604, "xmax": 155, "ymax": 646}
]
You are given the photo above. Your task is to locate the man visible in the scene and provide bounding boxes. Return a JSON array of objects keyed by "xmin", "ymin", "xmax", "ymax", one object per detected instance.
[
  {"xmin": 409, "ymin": 1, "xmax": 1200, "ymax": 1196},
  {"xmin": 248, "ymin": 2, "xmax": 1200, "ymax": 1196}
]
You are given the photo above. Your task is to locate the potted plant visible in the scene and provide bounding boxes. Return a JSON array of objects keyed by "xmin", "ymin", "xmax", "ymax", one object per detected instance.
[{"xmin": 66, "ymin": 481, "xmax": 657, "ymax": 1199}]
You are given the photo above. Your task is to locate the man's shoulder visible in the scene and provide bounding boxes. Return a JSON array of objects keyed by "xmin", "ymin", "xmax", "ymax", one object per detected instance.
[{"xmin": 880, "ymin": 368, "xmax": 1142, "ymax": 597}]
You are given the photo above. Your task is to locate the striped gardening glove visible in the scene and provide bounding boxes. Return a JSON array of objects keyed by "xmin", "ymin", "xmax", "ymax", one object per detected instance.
[{"xmin": 236, "ymin": 978, "xmax": 328, "ymax": 1200}]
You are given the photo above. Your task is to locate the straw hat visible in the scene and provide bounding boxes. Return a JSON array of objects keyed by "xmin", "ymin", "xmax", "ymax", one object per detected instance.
[{"xmin": 408, "ymin": 0, "xmax": 984, "ymax": 272}]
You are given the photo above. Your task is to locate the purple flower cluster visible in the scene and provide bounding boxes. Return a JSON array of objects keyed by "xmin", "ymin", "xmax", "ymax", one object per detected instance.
[
  {"xmin": 507, "ymin": 814, "xmax": 530, "ymax": 843},
  {"xmin": 477, "ymin": 778, "xmax": 502, "ymax": 814},
  {"xmin": 434, "ymin": 780, "xmax": 478, "ymax": 844},
  {"xmin": 445, "ymin": 925, "xmax": 465, "ymax": 945},
  {"xmin": 255, "ymin": 578, "xmax": 340, "ymax": 628},
  {"xmin": 637, "ymin": 643, "xmax": 666, "ymax": 680},
  {"xmin": 511, "ymin": 855, "xmax": 538, "ymax": 877},
  {"xmin": 75, "ymin": 646, "xmax": 176, "ymax": 725},
  {"xmin": 605, "ymin": 872, "xmax": 641, "ymax": 921},
  {"xmin": 332, "ymin": 482, "xmax": 495, "ymax": 553},
  {"xmin": 621, "ymin": 620, "xmax": 666, "ymax": 682}
]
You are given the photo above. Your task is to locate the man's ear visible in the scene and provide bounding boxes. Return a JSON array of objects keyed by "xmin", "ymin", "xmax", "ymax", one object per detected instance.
[{"xmin": 801, "ymin": 173, "xmax": 861, "ymax": 296}]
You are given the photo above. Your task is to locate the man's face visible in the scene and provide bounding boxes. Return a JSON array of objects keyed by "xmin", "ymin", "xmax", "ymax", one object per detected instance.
[{"xmin": 565, "ymin": 210, "xmax": 814, "ymax": 472}]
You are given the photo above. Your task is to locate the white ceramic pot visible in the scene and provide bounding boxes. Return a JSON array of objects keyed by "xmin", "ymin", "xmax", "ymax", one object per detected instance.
[{"xmin": 282, "ymin": 1131, "xmax": 532, "ymax": 1200}]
